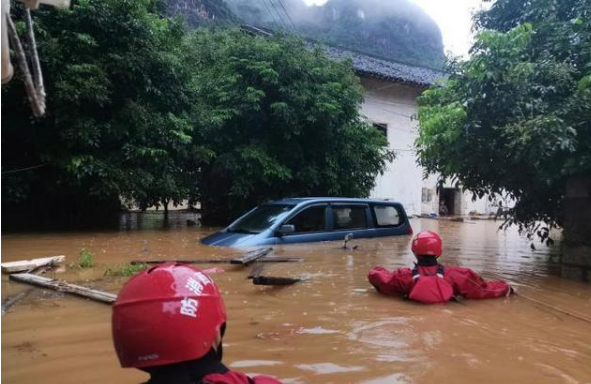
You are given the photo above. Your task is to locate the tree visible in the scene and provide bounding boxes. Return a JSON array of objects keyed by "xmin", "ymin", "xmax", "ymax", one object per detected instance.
[
  {"xmin": 2, "ymin": 0, "xmax": 208, "ymax": 225},
  {"xmin": 416, "ymin": 0, "xmax": 591, "ymax": 238},
  {"xmin": 185, "ymin": 30, "xmax": 393, "ymax": 224},
  {"xmin": 3, "ymin": 3, "xmax": 392, "ymax": 227}
]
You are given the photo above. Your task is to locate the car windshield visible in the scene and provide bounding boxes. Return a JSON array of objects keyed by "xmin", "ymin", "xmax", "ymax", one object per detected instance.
[{"xmin": 228, "ymin": 204, "xmax": 295, "ymax": 234}]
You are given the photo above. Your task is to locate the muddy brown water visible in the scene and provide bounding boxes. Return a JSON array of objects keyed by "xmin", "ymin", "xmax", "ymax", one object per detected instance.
[{"xmin": 2, "ymin": 212, "xmax": 591, "ymax": 384}]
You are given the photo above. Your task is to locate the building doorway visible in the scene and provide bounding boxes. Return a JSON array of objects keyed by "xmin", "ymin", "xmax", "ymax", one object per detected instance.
[{"xmin": 439, "ymin": 188, "xmax": 461, "ymax": 216}]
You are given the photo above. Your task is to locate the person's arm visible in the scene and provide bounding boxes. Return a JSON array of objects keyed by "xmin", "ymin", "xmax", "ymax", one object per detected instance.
[
  {"xmin": 445, "ymin": 267, "xmax": 511, "ymax": 299},
  {"xmin": 368, "ymin": 267, "xmax": 413, "ymax": 297}
]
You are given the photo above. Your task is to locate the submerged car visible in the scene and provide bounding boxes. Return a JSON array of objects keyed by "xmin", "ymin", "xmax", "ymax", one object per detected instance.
[{"xmin": 201, "ymin": 197, "xmax": 413, "ymax": 247}]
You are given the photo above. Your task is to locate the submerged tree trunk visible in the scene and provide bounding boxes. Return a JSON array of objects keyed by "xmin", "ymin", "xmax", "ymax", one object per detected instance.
[
  {"xmin": 561, "ymin": 176, "xmax": 591, "ymax": 282},
  {"xmin": 162, "ymin": 198, "xmax": 170, "ymax": 216}
]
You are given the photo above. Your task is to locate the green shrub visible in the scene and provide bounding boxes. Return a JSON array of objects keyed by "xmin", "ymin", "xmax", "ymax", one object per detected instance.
[
  {"xmin": 79, "ymin": 249, "xmax": 94, "ymax": 268},
  {"xmin": 104, "ymin": 263, "xmax": 148, "ymax": 277}
]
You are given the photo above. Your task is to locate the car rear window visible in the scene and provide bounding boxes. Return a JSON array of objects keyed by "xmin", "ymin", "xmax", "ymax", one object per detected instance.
[
  {"xmin": 332, "ymin": 205, "xmax": 368, "ymax": 230},
  {"xmin": 373, "ymin": 205, "xmax": 402, "ymax": 226}
]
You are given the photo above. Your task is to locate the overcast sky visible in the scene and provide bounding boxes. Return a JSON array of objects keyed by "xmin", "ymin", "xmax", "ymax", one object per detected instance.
[{"xmin": 302, "ymin": 0, "xmax": 487, "ymax": 57}]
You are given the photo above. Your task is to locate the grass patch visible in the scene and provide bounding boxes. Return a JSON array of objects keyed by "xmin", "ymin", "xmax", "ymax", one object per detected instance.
[
  {"xmin": 104, "ymin": 263, "xmax": 148, "ymax": 277},
  {"xmin": 79, "ymin": 248, "xmax": 94, "ymax": 268}
]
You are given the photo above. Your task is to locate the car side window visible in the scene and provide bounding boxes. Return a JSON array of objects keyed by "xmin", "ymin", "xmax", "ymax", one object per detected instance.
[
  {"xmin": 332, "ymin": 205, "xmax": 368, "ymax": 230},
  {"xmin": 285, "ymin": 205, "xmax": 327, "ymax": 233},
  {"xmin": 373, "ymin": 205, "xmax": 402, "ymax": 226}
]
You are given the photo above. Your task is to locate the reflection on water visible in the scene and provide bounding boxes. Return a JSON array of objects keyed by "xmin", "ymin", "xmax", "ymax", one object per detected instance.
[
  {"xmin": 2, "ymin": 213, "xmax": 591, "ymax": 384},
  {"xmin": 118, "ymin": 211, "xmax": 203, "ymax": 231}
]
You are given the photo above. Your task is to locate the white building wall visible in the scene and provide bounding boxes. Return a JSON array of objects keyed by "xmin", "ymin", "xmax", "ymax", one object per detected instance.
[
  {"xmin": 361, "ymin": 77, "xmax": 502, "ymax": 217},
  {"xmin": 361, "ymin": 77, "xmax": 423, "ymax": 215}
]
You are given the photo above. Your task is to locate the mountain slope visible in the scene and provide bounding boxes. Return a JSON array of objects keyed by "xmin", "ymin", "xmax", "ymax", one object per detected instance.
[
  {"xmin": 166, "ymin": 0, "xmax": 237, "ymax": 26},
  {"xmin": 167, "ymin": 0, "xmax": 445, "ymax": 68}
]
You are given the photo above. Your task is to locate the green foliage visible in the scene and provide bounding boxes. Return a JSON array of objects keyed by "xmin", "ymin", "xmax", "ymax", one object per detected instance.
[
  {"xmin": 104, "ymin": 263, "xmax": 148, "ymax": 277},
  {"xmin": 187, "ymin": 30, "xmax": 394, "ymax": 222},
  {"xmin": 2, "ymin": 1, "xmax": 392, "ymax": 226},
  {"xmin": 79, "ymin": 248, "xmax": 94, "ymax": 268},
  {"xmin": 2, "ymin": 0, "xmax": 208, "ymax": 221},
  {"xmin": 167, "ymin": 0, "xmax": 237, "ymax": 27},
  {"xmin": 417, "ymin": 0, "xmax": 591, "ymax": 233}
]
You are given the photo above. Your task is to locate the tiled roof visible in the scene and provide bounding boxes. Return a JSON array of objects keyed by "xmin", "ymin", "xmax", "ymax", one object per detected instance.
[
  {"xmin": 241, "ymin": 25, "xmax": 447, "ymax": 87},
  {"xmin": 318, "ymin": 44, "xmax": 447, "ymax": 87}
]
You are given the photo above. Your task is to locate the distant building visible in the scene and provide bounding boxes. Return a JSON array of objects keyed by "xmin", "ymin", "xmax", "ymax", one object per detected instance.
[
  {"xmin": 322, "ymin": 45, "xmax": 500, "ymax": 217},
  {"xmin": 242, "ymin": 25, "xmax": 501, "ymax": 216}
]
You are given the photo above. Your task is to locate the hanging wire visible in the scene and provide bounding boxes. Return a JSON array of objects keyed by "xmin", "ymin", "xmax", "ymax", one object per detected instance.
[
  {"xmin": 259, "ymin": 0, "xmax": 282, "ymax": 29},
  {"xmin": 1, "ymin": 163, "xmax": 47, "ymax": 176},
  {"xmin": 266, "ymin": 0, "xmax": 289, "ymax": 30},
  {"xmin": 275, "ymin": 0, "xmax": 298, "ymax": 31}
]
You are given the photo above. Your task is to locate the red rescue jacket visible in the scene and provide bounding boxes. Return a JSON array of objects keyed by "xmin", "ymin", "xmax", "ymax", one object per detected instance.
[
  {"xmin": 407, "ymin": 265, "xmax": 453, "ymax": 304},
  {"xmin": 368, "ymin": 264, "xmax": 510, "ymax": 304},
  {"xmin": 202, "ymin": 372, "xmax": 284, "ymax": 384}
]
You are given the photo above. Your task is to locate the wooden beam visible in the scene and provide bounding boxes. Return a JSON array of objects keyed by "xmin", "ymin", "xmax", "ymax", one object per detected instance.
[
  {"xmin": 1, "ymin": 255, "xmax": 65, "ymax": 274},
  {"xmin": 9, "ymin": 273, "xmax": 116, "ymax": 304},
  {"xmin": 230, "ymin": 247, "xmax": 273, "ymax": 265},
  {"xmin": 252, "ymin": 275, "xmax": 301, "ymax": 286},
  {"xmin": 130, "ymin": 256, "xmax": 301, "ymax": 265}
]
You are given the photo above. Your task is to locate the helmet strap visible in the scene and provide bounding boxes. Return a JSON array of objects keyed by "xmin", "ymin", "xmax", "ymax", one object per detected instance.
[{"xmin": 214, "ymin": 342, "xmax": 223, "ymax": 361}]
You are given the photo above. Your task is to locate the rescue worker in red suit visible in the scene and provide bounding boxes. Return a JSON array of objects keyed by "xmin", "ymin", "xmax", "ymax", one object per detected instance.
[
  {"xmin": 368, "ymin": 230, "xmax": 512, "ymax": 304},
  {"xmin": 112, "ymin": 263, "xmax": 285, "ymax": 384}
]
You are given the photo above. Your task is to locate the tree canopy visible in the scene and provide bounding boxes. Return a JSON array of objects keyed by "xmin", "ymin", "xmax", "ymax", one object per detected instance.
[
  {"xmin": 2, "ymin": 0, "xmax": 392, "ymax": 226},
  {"xmin": 186, "ymin": 30, "xmax": 393, "ymax": 223},
  {"xmin": 416, "ymin": 0, "xmax": 591, "ymax": 235},
  {"xmin": 2, "ymin": 0, "xmax": 203, "ymax": 224}
]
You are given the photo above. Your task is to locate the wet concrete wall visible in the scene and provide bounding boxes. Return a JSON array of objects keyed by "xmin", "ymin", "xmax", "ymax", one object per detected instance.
[{"xmin": 562, "ymin": 176, "xmax": 591, "ymax": 282}]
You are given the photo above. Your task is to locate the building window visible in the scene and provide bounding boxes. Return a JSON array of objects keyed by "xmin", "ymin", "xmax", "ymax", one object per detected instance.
[
  {"xmin": 373, "ymin": 123, "xmax": 388, "ymax": 141},
  {"xmin": 422, "ymin": 188, "xmax": 432, "ymax": 203}
]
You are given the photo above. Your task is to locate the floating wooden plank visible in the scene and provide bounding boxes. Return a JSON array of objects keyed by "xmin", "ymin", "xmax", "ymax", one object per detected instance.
[
  {"xmin": 248, "ymin": 263, "xmax": 265, "ymax": 279},
  {"xmin": 1, "ymin": 289, "xmax": 33, "ymax": 315},
  {"xmin": 9, "ymin": 273, "xmax": 116, "ymax": 304},
  {"xmin": 1, "ymin": 255, "xmax": 65, "ymax": 274},
  {"xmin": 252, "ymin": 275, "xmax": 301, "ymax": 286},
  {"xmin": 257, "ymin": 256, "xmax": 302, "ymax": 263},
  {"xmin": 130, "ymin": 256, "xmax": 301, "ymax": 265},
  {"xmin": 230, "ymin": 247, "xmax": 273, "ymax": 265}
]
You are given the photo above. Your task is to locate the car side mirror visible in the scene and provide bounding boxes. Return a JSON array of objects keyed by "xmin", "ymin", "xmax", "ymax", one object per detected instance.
[{"xmin": 276, "ymin": 224, "xmax": 295, "ymax": 237}]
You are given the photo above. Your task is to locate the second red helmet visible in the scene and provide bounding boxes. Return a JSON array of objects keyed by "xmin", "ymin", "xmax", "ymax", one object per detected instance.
[
  {"xmin": 112, "ymin": 263, "xmax": 226, "ymax": 368},
  {"xmin": 411, "ymin": 230, "xmax": 442, "ymax": 258}
]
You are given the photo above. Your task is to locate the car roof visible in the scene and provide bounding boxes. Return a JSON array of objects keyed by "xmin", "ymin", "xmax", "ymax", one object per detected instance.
[{"xmin": 265, "ymin": 197, "xmax": 403, "ymax": 206}]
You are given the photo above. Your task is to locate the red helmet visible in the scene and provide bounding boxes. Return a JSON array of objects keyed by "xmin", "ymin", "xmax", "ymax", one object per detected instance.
[
  {"xmin": 411, "ymin": 230, "xmax": 442, "ymax": 258},
  {"xmin": 112, "ymin": 263, "xmax": 226, "ymax": 368}
]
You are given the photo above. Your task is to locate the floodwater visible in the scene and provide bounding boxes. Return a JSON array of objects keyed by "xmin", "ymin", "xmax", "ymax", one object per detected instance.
[{"xmin": 2, "ymin": 212, "xmax": 591, "ymax": 384}]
